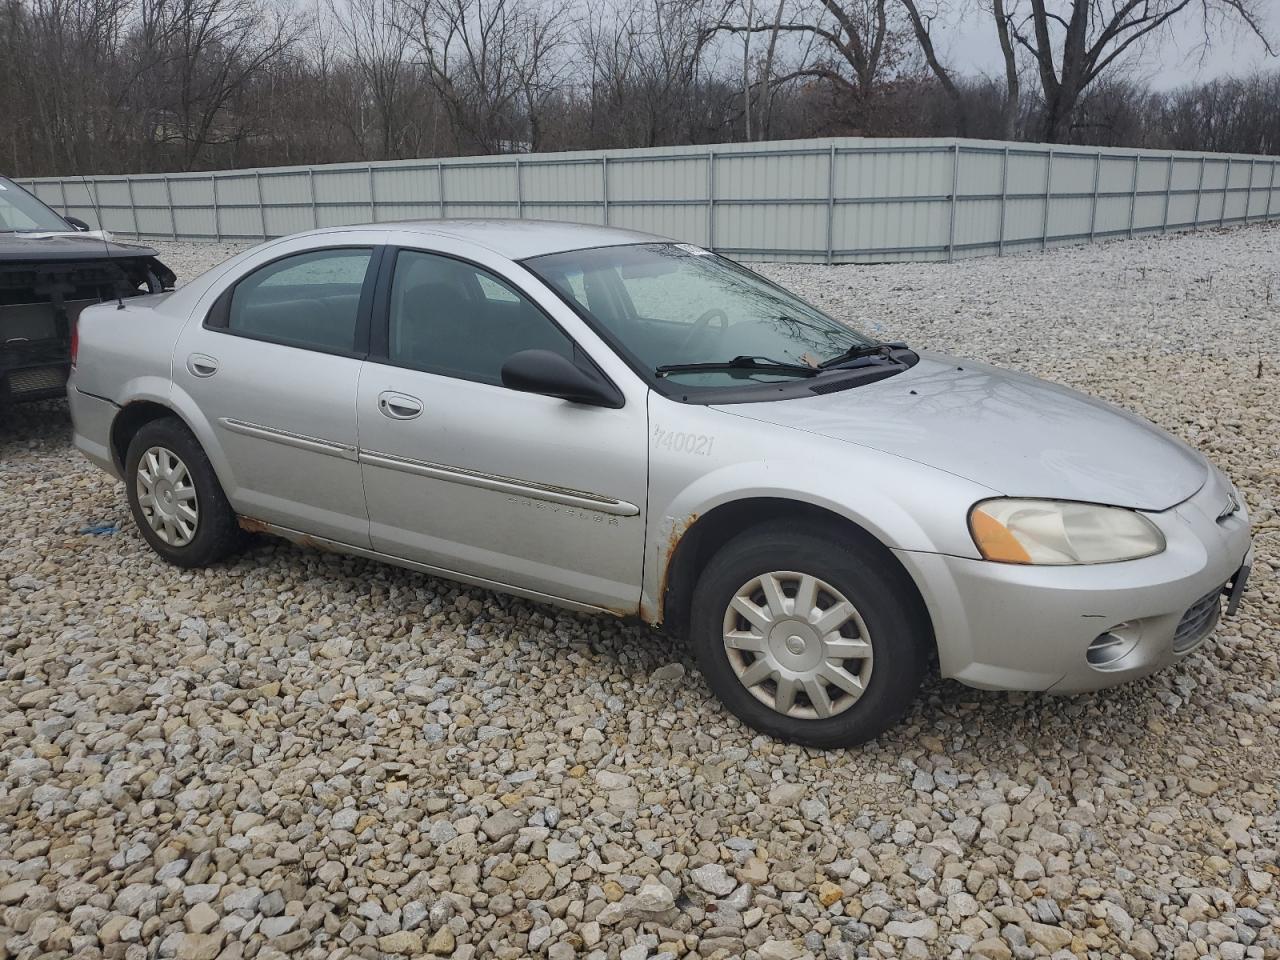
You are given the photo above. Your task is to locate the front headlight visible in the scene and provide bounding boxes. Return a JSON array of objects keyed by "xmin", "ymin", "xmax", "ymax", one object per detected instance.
[{"xmin": 969, "ymin": 498, "xmax": 1166, "ymax": 565}]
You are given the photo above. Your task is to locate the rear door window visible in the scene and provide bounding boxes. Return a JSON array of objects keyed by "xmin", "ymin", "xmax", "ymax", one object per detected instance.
[{"xmin": 223, "ymin": 248, "xmax": 373, "ymax": 354}]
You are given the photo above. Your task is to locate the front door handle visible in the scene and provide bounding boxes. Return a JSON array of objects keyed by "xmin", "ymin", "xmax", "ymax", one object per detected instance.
[
  {"xmin": 187, "ymin": 353, "xmax": 219, "ymax": 378},
  {"xmin": 378, "ymin": 391, "xmax": 423, "ymax": 420}
]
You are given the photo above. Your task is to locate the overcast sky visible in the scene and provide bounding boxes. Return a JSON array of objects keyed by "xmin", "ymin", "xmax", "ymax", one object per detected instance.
[{"xmin": 940, "ymin": 3, "xmax": 1279, "ymax": 90}]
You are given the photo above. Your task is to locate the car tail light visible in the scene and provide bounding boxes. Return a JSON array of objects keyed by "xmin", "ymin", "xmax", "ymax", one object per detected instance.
[{"xmin": 70, "ymin": 323, "xmax": 79, "ymax": 368}]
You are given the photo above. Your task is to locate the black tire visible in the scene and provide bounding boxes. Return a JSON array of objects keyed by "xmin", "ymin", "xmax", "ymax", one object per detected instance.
[
  {"xmin": 124, "ymin": 416, "xmax": 243, "ymax": 568},
  {"xmin": 689, "ymin": 519, "xmax": 928, "ymax": 748}
]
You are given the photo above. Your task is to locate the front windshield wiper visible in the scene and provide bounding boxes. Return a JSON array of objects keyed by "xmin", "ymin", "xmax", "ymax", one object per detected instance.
[
  {"xmin": 655, "ymin": 355, "xmax": 819, "ymax": 378},
  {"xmin": 819, "ymin": 340, "xmax": 907, "ymax": 369}
]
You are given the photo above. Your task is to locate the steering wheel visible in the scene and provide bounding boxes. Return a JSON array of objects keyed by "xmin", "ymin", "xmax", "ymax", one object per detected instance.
[{"xmin": 679, "ymin": 308, "xmax": 729, "ymax": 353}]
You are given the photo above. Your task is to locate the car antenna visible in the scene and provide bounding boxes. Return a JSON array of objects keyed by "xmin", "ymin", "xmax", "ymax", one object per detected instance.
[{"xmin": 79, "ymin": 173, "xmax": 125, "ymax": 310}]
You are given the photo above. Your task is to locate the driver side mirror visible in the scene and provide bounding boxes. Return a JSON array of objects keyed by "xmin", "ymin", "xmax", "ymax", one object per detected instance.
[
  {"xmin": 64, "ymin": 216, "xmax": 91, "ymax": 231},
  {"xmin": 501, "ymin": 349, "xmax": 623, "ymax": 408}
]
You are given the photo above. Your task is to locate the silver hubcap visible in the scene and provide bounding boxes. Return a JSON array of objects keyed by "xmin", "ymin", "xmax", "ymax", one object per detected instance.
[
  {"xmin": 722, "ymin": 571, "xmax": 873, "ymax": 720},
  {"xmin": 136, "ymin": 446, "xmax": 199, "ymax": 547}
]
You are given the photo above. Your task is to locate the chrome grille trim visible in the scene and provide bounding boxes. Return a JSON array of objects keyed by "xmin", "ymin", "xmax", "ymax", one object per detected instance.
[
  {"xmin": 1173, "ymin": 588, "xmax": 1222, "ymax": 654},
  {"xmin": 1216, "ymin": 493, "xmax": 1240, "ymax": 523}
]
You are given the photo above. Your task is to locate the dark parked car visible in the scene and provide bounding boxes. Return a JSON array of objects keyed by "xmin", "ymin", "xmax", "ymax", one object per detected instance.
[{"xmin": 0, "ymin": 176, "xmax": 174, "ymax": 405}]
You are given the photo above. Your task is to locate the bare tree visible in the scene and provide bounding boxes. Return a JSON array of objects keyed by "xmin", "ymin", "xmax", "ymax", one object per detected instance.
[
  {"xmin": 400, "ymin": 0, "xmax": 570, "ymax": 153},
  {"xmin": 580, "ymin": 0, "xmax": 720, "ymax": 147},
  {"xmin": 11, "ymin": 0, "xmax": 140, "ymax": 171},
  {"xmin": 897, "ymin": 0, "xmax": 966, "ymax": 131},
  {"xmin": 755, "ymin": 0, "xmax": 791, "ymax": 137},
  {"xmin": 742, "ymin": 0, "xmax": 755, "ymax": 138},
  {"xmin": 3, "ymin": 0, "xmax": 1280, "ymax": 177},
  {"xmin": 717, "ymin": 0, "xmax": 801, "ymax": 140},
  {"xmin": 897, "ymin": 0, "xmax": 1019, "ymax": 137},
  {"xmin": 137, "ymin": 0, "xmax": 300, "ymax": 168},
  {"xmin": 324, "ymin": 0, "xmax": 424, "ymax": 159},
  {"xmin": 989, "ymin": 0, "xmax": 1020, "ymax": 138},
  {"xmin": 698, "ymin": 0, "xmax": 912, "ymax": 132},
  {"xmin": 1008, "ymin": 0, "xmax": 1275, "ymax": 143},
  {"xmin": 1161, "ymin": 70, "xmax": 1280, "ymax": 153},
  {"xmin": 512, "ymin": 0, "xmax": 573, "ymax": 150}
]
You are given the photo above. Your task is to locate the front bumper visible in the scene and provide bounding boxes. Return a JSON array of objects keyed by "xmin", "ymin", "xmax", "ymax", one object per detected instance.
[{"xmin": 896, "ymin": 469, "xmax": 1252, "ymax": 693}]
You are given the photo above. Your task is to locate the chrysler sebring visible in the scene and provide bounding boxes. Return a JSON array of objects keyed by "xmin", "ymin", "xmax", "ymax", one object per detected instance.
[{"xmin": 68, "ymin": 221, "xmax": 1252, "ymax": 746}]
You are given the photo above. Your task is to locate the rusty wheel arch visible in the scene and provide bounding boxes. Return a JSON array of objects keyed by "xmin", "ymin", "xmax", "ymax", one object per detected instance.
[{"xmin": 657, "ymin": 498, "xmax": 935, "ymax": 652}]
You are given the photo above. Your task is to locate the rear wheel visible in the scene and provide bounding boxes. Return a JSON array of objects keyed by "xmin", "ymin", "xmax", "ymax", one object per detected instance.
[
  {"xmin": 690, "ymin": 519, "xmax": 927, "ymax": 747},
  {"xmin": 125, "ymin": 417, "xmax": 242, "ymax": 567}
]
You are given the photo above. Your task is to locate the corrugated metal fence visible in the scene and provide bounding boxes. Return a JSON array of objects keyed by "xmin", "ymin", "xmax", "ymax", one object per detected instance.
[{"xmin": 20, "ymin": 137, "xmax": 1280, "ymax": 263}]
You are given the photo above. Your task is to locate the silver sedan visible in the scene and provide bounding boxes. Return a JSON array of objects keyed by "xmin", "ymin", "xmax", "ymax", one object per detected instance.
[{"xmin": 68, "ymin": 221, "xmax": 1253, "ymax": 746}]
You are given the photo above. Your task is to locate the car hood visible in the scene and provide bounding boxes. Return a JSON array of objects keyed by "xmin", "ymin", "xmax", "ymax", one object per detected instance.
[
  {"xmin": 0, "ymin": 233, "xmax": 161, "ymax": 261},
  {"xmin": 715, "ymin": 352, "xmax": 1207, "ymax": 511}
]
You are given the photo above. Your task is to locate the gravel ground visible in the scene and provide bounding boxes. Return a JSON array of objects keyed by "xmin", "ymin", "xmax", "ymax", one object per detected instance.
[{"xmin": 2, "ymin": 225, "xmax": 1278, "ymax": 960}]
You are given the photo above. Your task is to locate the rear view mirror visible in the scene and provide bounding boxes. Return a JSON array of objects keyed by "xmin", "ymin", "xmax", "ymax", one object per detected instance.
[
  {"xmin": 64, "ymin": 216, "xmax": 91, "ymax": 231},
  {"xmin": 501, "ymin": 350, "xmax": 623, "ymax": 408}
]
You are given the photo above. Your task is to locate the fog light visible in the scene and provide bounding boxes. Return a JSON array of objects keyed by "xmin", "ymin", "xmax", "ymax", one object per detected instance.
[{"xmin": 1087, "ymin": 622, "xmax": 1140, "ymax": 669}]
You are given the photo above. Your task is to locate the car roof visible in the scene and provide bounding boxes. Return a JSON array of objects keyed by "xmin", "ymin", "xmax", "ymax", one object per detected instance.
[{"xmin": 315, "ymin": 218, "xmax": 667, "ymax": 260}]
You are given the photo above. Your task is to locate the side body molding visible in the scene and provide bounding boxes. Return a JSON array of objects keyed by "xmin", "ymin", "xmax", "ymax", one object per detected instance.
[
  {"xmin": 358, "ymin": 449, "xmax": 640, "ymax": 517},
  {"xmin": 219, "ymin": 417, "xmax": 357, "ymax": 461},
  {"xmin": 212, "ymin": 419, "xmax": 640, "ymax": 517}
]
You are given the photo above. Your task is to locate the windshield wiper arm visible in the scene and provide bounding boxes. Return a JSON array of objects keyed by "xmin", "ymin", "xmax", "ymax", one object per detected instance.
[
  {"xmin": 819, "ymin": 340, "xmax": 907, "ymax": 369},
  {"xmin": 655, "ymin": 355, "xmax": 819, "ymax": 378}
]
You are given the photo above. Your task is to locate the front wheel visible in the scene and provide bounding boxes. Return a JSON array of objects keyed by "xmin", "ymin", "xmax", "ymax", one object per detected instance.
[
  {"xmin": 124, "ymin": 417, "xmax": 243, "ymax": 568},
  {"xmin": 689, "ymin": 520, "xmax": 928, "ymax": 747}
]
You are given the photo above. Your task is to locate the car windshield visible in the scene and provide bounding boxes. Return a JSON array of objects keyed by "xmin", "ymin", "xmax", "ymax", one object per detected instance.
[
  {"xmin": 0, "ymin": 178, "xmax": 70, "ymax": 232},
  {"xmin": 525, "ymin": 243, "xmax": 876, "ymax": 386}
]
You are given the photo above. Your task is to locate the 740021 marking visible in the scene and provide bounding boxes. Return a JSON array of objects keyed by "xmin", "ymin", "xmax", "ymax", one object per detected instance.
[{"xmin": 653, "ymin": 426, "xmax": 715, "ymax": 456}]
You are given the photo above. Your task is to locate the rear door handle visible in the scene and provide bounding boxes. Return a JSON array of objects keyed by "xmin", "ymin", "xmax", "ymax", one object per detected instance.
[
  {"xmin": 187, "ymin": 353, "xmax": 219, "ymax": 378},
  {"xmin": 378, "ymin": 391, "xmax": 423, "ymax": 420}
]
